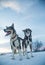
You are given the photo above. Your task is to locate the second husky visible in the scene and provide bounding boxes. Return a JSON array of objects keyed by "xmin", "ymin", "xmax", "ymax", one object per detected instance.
[{"xmin": 22, "ymin": 28, "xmax": 33, "ymax": 58}]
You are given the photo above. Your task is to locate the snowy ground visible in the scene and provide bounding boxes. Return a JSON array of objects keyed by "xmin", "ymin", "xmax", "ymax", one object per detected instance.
[{"xmin": 0, "ymin": 52, "xmax": 45, "ymax": 65}]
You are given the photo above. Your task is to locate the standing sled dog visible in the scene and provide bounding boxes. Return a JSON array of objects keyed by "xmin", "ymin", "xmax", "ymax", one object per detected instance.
[
  {"xmin": 22, "ymin": 28, "xmax": 33, "ymax": 59},
  {"xmin": 4, "ymin": 23, "xmax": 33, "ymax": 60},
  {"xmin": 4, "ymin": 24, "xmax": 23, "ymax": 60}
]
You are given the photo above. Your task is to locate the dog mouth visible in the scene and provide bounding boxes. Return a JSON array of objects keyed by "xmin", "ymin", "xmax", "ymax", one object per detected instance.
[
  {"xmin": 5, "ymin": 31, "xmax": 11, "ymax": 36},
  {"xmin": 4, "ymin": 29, "xmax": 11, "ymax": 36}
]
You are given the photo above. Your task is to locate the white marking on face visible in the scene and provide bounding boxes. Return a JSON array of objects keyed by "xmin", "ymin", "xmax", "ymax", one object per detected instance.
[
  {"xmin": 6, "ymin": 29, "xmax": 14, "ymax": 35},
  {"xmin": 26, "ymin": 31, "xmax": 30, "ymax": 36}
]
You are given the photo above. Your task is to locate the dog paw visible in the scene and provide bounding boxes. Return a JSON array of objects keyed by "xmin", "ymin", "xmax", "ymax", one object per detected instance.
[
  {"xmin": 23, "ymin": 53, "xmax": 25, "ymax": 56},
  {"xmin": 23, "ymin": 54, "xmax": 25, "ymax": 56},
  {"xmin": 11, "ymin": 57, "xmax": 15, "ymax": 60},
  {"xmin": 19, "ymin": 58, "xmax": 23, "ymax": 61},
  {"xmin": 31, "ymin": 55, "xmax": 34, "ymax": 57},
  {"xmin": 26, "ymin": 57, "xmax": 30, "ymax": 59}
]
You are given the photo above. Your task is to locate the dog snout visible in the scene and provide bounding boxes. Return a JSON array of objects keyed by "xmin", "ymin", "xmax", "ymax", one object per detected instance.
[{"xmin": 4, "ymin": 29, "xmax": 6, "ymax": 32}]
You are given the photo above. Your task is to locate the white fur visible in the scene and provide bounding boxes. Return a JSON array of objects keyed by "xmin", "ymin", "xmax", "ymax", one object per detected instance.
[{"xmin": 26, "ymin": 32, "xmax": 30, "ymax": 37}]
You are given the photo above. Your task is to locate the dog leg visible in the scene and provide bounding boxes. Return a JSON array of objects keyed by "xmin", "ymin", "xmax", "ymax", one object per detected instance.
[
  {"xmin": 11, "ymin": 50, "xmax": 15, "ymax": 59},
  {"xmin": 25, "ymin": 48, "xmax": 29, "ymax": 59},
  {"xmin": 18, "ymin": 49, "xmax": 22, "ymax": 60},
  {"xmin": 22, "ymin": 46, "xmax": 25, "ymax": 56},
  {"xmin": 24, "ymin": 44, "xmax": 30, "ymax": 59},
  {"xmin": 30, "ymin": 44, "xmax": 33, "ymax": 57},
  {"xmin": 22, "ymin": 41, "xmax": 25, "ymax": 56},
  {"xmin": 23, "ymin": 50, "xmax": 25, "ymax": 56}
]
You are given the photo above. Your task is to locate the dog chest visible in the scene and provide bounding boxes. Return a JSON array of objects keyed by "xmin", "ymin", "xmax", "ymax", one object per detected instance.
[
  {"xmin": 14, "ymin": 40, "xmax": 19, "ymax": 47},
  {"xmin": 25, "ymin": 40, "xmax": 32, "ymax": 45}
]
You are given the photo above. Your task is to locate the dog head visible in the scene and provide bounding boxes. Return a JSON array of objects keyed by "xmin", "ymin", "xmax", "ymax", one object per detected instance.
[
  {"xmin": 4, "ymin": 23, "xmax": 16, "ymax": 36},
  {"xmin": 23, "ymin": 28, "xmax": 32, "ymax": 37}
]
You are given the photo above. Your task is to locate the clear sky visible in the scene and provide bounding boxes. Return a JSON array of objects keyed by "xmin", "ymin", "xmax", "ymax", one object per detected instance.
[{"xmin": 0, "ymin": 0, "xmax": 45, "ymax": 53}]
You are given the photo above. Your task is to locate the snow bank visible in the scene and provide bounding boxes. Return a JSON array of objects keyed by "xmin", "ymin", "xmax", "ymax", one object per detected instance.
[{"xmin": 0, "ymin": 52, "xmax": 45, "ymax": 65}]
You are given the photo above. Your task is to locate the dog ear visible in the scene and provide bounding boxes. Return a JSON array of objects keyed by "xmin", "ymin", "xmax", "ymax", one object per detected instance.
[
  {"xmin": 28, "ymin": 28, "xmax": 32, "ymax": 32},
  {"xmin": 6, "ymin": 26, "xmax": 8, "ymax": 28},
  {"xmin": 12, "ymin": 23, "xmax": 14, "ymax": 28},
  {"xmin": 29, "ymin": 29, "xmax": 32, "ymax": 32}
]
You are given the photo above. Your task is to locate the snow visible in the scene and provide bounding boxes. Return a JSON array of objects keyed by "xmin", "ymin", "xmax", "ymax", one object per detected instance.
[{"xmin": 0, "ymin": 52, "xmax": 45, "ymax": 65}]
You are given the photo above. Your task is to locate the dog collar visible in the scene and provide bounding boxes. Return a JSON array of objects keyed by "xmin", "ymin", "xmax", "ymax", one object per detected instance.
[{"xmin": 11, "ymin": 35, "xmax": 16, "ymax": 39}]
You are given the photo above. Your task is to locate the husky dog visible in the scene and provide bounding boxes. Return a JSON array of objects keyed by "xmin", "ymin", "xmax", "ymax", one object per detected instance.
[
  {"xmin": 4, "ymin": 24, "xmax": 23, "ymax": 60},
  {"xmin": 22, "ymin": 28, "xmax": 33, "ymax": 58}
]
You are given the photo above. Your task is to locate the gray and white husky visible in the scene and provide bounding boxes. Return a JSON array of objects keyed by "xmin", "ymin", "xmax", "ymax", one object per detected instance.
[
  {"xmin": 4, "ymin": 24, "xmax": 23, "ymax": 60},
  {"xmin": 22, "ymin": 28, "xmax": 33, "ymax": 58}
]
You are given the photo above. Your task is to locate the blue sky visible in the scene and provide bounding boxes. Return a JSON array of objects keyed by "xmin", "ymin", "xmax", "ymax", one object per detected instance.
[{"xmin": 0, "ymin": 0, "xmax": 45, "ymax": 53}]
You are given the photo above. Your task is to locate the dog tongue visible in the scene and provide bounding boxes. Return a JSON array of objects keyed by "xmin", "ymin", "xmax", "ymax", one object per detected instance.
[
  {"xmin": 5, "ymin": 32, "xmax": 10, "ymax": 36},
  {"xmin": 5, "ymin": 33, "xmax": 9, "ymax": 36}
]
